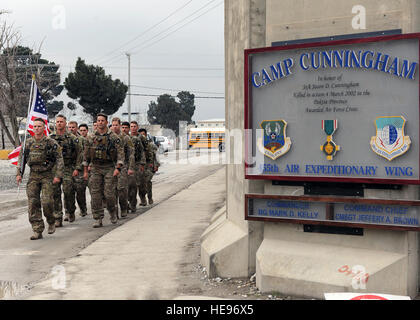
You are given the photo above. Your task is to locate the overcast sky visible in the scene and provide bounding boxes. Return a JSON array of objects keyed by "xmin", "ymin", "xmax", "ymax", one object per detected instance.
[{"xmin": 1, "ymin": 0, "xmax": 225, "ymax": 123}]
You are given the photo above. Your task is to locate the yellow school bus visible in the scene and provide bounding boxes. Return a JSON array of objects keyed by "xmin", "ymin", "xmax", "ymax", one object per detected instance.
[{"xmin": 188, "ymin": 127, "xmax": 225, "ymax": 152}]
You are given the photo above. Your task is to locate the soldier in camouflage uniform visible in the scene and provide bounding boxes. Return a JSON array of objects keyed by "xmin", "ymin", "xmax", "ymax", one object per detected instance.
[
  {"xmin": 16, "ymin": 118, "xmax": 64, "ymax": 240},
  {"xmin": 111, "ymin": 118, "xmax": 135, "ymax": 218},
  {"xmin": 85, "ymin": 123, "xmax": 96, "ymax": 195},
  {"xmin": 68, "ymin": 121, "xmax": 87, "ymax": 217},
  {"xmin": 139, "ymin": 128, "xmax": 160, "ymax": 205},
  {"xmin": 92, "ymin": 120, "xmax": 98, "ymax": 133},
  {"xmin": 50, "ymin": 115, "xmax": 84, "ymax": 227},
  {"xmin": 128, "ymin": 121, "xmax": 146, "ymax": 211},
  {"xmin": 121, "ymin": 122, "xmax": 130, "ymax": 136},
  {"xmin": 77, "ymin": 124, "xmax": 90, "ymax": 216},
  {"xmin": 149, "ymin": 138, "xmax": 160, "ymax": 204},
  {"xmin": 83, "ymin": 113, "xmax": 124, "ymax": 228},
  {"xmin": 68, "ymin": 121, "xmax": 88, "ymax": 217}
]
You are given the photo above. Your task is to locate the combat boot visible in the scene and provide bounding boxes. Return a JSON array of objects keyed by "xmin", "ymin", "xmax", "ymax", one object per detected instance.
[
  {"xmin": 140, "ymin": 196, "xmax": 147, "ymax": 206},
  {"xmin": 30, "ymin": 232, "xmax": 43, "ymax": 240},
  {"xmin": 93, "ymin": 219, "xmax": 103, "ymax": 228},
  {"xmin": 69, "ymin": 213, "xmax": 75, "ymax": 223},
  {"xmin": 121, "ymin": 211, "xmax": 128, "ymax": 218},
  {"xmin": 64, "ymin": 214, "xmax": 69, "ymax": 222},
  {"xmin": 55, "ymin": 220, "xmax": 63, "ymax": 228},
  {"xmin": 147, "ymin": 190, "xmax": 153, "ymax": 205},
  {"xmin": 79, "ymin": 211, "xmax": 87, "ymax": 217},
  {"xmin": 110, "ymin": 212, "xmax": 118, "ymax": 224},
  {"xmin": 48, "ymin": 223, "xmax": 56, "ymax": 235}
]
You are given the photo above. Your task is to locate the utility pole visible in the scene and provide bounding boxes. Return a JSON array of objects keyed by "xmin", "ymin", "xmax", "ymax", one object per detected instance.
[{"xmin": 126, "ymin": 52, "xmax": 131, "ymax": 123}]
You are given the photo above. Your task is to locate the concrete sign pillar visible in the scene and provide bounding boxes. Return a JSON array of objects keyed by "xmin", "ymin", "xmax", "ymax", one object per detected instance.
[
  {"xmin": 201, "ymin": 0, "xmax": 420, "ymax": 299},
  {"xmin": 201, "ymin": 0, "xmax": 266, "ymax": 278}
]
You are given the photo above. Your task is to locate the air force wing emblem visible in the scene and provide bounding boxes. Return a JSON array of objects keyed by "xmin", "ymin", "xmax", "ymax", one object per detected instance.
[
  {"xmin": 370, "ymin": 116, "xmax": 411, "ymax": 161},
  {"xmin": 257, "ymin": 120, "xmax": 292, "ymax": 160}
]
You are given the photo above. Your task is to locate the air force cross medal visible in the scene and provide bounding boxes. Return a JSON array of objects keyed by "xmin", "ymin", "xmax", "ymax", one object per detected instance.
[{"xmin": 320, "ymin": 120, "xmax": 340, "ymax": 160}]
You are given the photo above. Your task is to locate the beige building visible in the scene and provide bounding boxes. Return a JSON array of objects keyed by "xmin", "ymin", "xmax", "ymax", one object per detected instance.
[
  {"xmin": 140, "ymin": 124, "xmax": 163, "ymax": 137},
  {"xmin": 201, "ymin": 0, "xmax": 420, "ymax": 299},
  {"xmin": 195, "ymin": 119, "xmax": 225, "ymax": 128}
]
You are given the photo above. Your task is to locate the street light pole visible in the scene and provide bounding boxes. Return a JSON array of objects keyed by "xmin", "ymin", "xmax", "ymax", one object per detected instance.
[{"xmin": 126, "ymin": 52, "xmax": 131, "ymax": 123}]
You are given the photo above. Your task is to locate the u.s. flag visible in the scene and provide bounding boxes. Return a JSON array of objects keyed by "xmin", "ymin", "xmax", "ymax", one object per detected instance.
[
  {"xmin": 8, "ymin": 80, "xmax": 50, "ymax": 167},
  {"xmin": 27, "ymin": 82, "xmax": 50, "ymax": 137},
  {"xmin": 8, "ymin": 145, "xmax": 21, "ymax": 166}
]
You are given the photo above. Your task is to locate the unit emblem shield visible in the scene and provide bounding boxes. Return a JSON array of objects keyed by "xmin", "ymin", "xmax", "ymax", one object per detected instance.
[
  {"xmin": 258, "ymin": 120, "xmax": 292, "ymax": 160},
  {"xmin": 370, "ymin": 116, "xmax": 411, "ymax": 161}
]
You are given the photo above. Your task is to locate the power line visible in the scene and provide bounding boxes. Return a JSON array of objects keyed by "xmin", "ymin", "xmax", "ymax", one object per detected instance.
[
  {"xmin": 103, "ymin": 66, "xmax": 224, "ymax": 71},
  {"xmin": 131, "ymin": 1, "xmax": 223, "ymax": 56},
  {"xmin": 122, "ymin": 51, "xmax": 223, "ymax": 57},
  {"xmin": 111, "ymin": 73, "xmax": 224, "ymax": 79},
  {"xmin": 129, "ymin": 93, "xmax": 224, "ymax": 99},
  {"xmin": 101, "ymin": 0, "xmax": 221, "ymax": 65},
  {"xmin": 101, "ymin": 0, "xmax": 219, "ymax": 65},
  {"xmin": 64, "ymin": 59, "xmax": 224, "ymax": 71},
  {"xmin": 130, "ymin": 84, "xmax": 224, "ymax": 95},
  {"xmin": 93, "ymin": 0, "xmax": 194, "ymax": 65},
  {"xmin": 101, "ymin": 55, "xmax": 126, "ymax": 67}
]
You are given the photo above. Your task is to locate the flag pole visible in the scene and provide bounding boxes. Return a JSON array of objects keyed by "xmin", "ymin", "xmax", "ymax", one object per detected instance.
[{"xmin": 18, "ymin": 74, "xmax": 35, "ymax": 192}]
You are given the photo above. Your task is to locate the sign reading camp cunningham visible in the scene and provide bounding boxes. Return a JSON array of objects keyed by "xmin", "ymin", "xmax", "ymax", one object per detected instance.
[{"xmin": 245, "ymin": 34, "xmax": 420, "ymax": 184}]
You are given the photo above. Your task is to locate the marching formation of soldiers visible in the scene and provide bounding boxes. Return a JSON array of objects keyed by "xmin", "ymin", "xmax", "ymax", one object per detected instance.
[{"xmin": 16, "ymin": 113, "xmax": 160, "ymax": 240}]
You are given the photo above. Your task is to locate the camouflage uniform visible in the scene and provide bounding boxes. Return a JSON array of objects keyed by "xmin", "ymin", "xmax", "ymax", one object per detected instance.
[
  {"xmin": 17, "ymin": 136, "xmax": 64, "ymax": 233},
  {"xmin": 148, "ymin": 140, "xmax": 160, "ymax": 202},
  {"xmin": 83, "ymin": 129, "xmax": 124, "ymax": 222},
  {"xmin": 115, "ymin": 132, "xmax": 135, "ymax": 217},
  {"xmin": 139, "ymin": 135, "xmax": 160, "ymax": 204},
  {"xmin": 86, "ymin": 132, "xmax": 95, "ymax": 194},
  {"xmin": 85, "ymin": 132, "xmax": 106, "ymax": 210},
  {"xmin": 73, "ymin": 134, "xmax": 88, "ymax": 216},
  {"xmin": 128, "ymin": 134, "xmax": 146, "ymax": 211},
  {"xmin": 50, "ymin": 131, "xmax": 83, "ymax": 224}
]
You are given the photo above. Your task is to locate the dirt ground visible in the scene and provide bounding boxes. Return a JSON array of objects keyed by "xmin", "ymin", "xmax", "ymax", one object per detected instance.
[
  {"xmin": 176, "ymin": 216, "xmax": 309, "ymax": 301},
  {"xmin": 176, "ymin": 210, "xmax": 420, "ymax": 301}
]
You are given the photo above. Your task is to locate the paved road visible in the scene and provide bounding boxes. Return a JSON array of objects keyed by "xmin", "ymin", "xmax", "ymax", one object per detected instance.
[
  {"xmin": 26, "ymin": 168, "xmax": 226, "ymax": 300},
  {"xmin": 0, "ymin": 149, "xmax": 225, "ymax": 299}
]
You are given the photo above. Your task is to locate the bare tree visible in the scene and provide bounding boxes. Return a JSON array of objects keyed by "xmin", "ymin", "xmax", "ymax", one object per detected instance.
[
  {"xmin": 0, "ymin": 13, "xmax": 62, "ymax": 147},
  {"xmin": 0, "ymin": 14, "xmax": 21, "ymax": 147}
]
